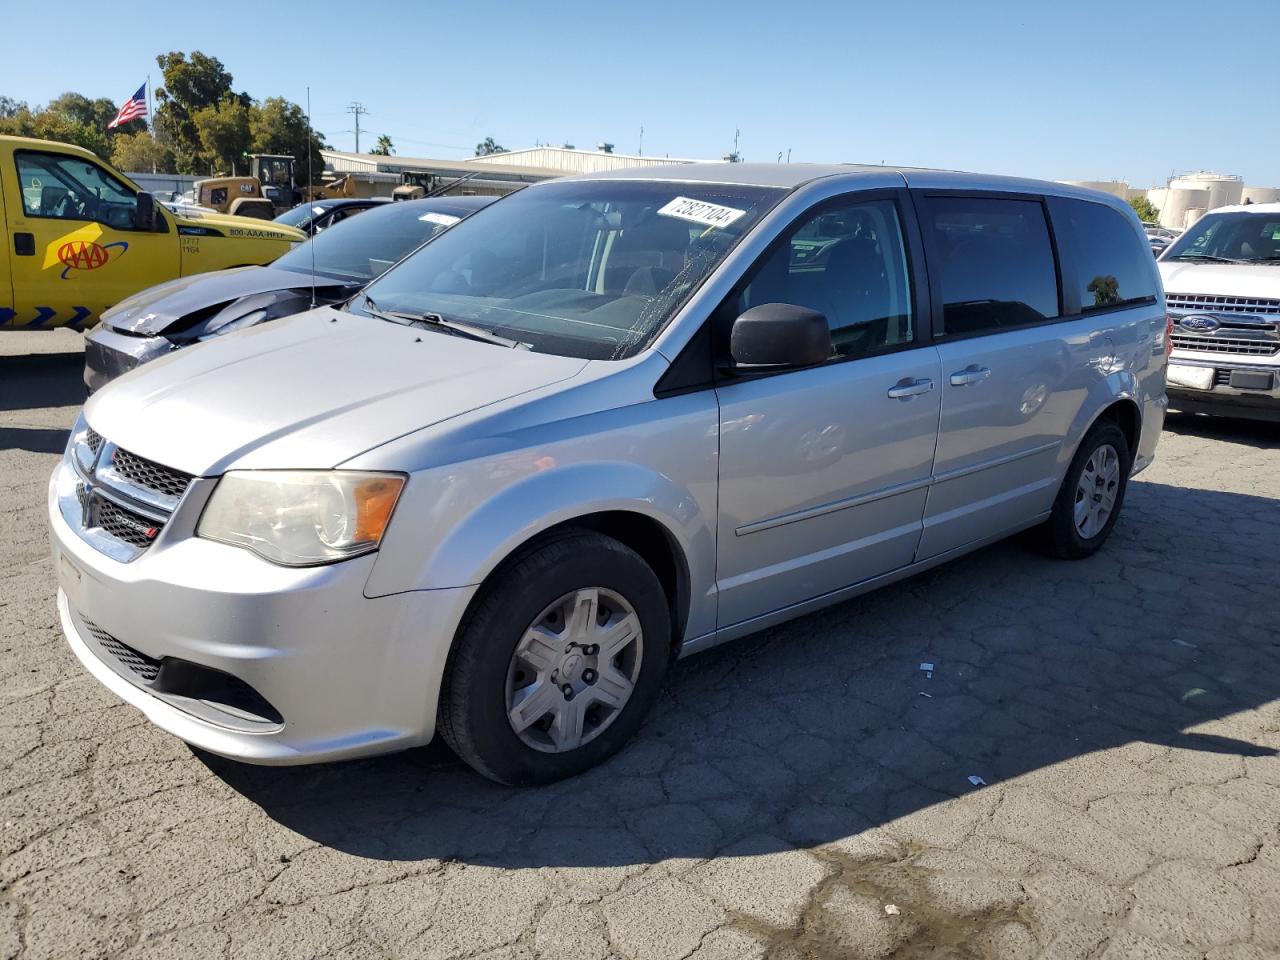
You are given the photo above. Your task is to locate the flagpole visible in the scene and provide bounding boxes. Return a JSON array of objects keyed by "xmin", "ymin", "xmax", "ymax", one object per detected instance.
[{"xmin": 146, "ymin": 75, "xmax": 157, "ymax": 173}]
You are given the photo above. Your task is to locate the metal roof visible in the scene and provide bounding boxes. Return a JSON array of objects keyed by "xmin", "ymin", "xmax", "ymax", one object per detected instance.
[{"xmin": 321, "ymin": 149, "xmax": 560, "ymax": 181}]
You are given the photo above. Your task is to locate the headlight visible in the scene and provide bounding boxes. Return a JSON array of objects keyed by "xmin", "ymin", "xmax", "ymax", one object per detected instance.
[{"xmin": 197, "ymin": 470, "xmax": 406, "ymax": 566}]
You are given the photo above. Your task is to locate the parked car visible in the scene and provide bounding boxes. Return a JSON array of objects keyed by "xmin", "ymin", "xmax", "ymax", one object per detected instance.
[
  {"xmin": 1143, "ymin": 223, "xmax": 1179, "ymax": 258},
  {"xmin": 51, "ymin": 166, "xmax": 1167, "ymax": 784},
  {"xmin": 83, "ymin": 195, "xmax": 493, "ymax": 391},
  {"xmin": 274, "ymin": 197, "xmax": 391, "ymax": 236},
  {"xmin": 1158, "ymin": 203, "xmax": 1280, "ymax": 420},
  {"xmin": 0, "ymin": 135, "xmax": 304, "ymax": 331}
]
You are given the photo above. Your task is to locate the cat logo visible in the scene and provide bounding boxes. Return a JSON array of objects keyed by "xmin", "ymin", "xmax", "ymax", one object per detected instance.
[{"xmin": 57, "ymin": 239, "xmax": 128, "ymax": 280}]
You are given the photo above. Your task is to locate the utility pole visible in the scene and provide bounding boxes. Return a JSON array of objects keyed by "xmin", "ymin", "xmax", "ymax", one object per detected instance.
[
  {"xmin": 638, "ymin": 125, "xmax": 644, "ymax": 156},
  {"xmin": 347, "ymin": 102, "xmax": 369, "ymax": 153}
]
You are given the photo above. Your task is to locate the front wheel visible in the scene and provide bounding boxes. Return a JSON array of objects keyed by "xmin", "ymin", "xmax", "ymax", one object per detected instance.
[
  {"xmin": 436, "ymin": 531, "xmax": 671, "ymax": 785},
  {"xmin": 1039, "ymin": 421, "xmax": 1132, "ymax": 559}
]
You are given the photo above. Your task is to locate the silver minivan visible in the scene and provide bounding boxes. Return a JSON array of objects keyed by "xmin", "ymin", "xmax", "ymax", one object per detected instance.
[{"xmin": 50, "ymin": 165, "xmax": 1168, "ymax": 784}]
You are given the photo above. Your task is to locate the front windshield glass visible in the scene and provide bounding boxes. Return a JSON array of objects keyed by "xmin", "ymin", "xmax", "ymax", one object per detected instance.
[
  {"xmin": 1164, "ymin": 211, "xmax": 1280, "ymax": 262},
  {"xmin": 272, "ymin": 201, "xmax": 467, "ymax": 282},
  {"xmin": 355, "ymin": 180, "xmax": 786, "ymax": 360}
]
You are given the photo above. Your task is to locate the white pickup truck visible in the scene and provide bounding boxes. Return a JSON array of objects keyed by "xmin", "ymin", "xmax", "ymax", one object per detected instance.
[{"xmin": 1158, "ymin": 203, "xmax": 1280, "ymax": 421}]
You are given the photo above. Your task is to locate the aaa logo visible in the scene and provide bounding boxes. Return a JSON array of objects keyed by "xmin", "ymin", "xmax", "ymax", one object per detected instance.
[{"xmin": 58, "ymin": 240, "xmax": 127, "ymax": 279}]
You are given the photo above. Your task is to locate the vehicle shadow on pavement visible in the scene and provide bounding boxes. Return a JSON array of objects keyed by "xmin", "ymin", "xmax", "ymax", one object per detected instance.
[
  {"xmin": 1164, "ymin": 410, "xmax": 1280, "ymax": 448},
  {"xmin": 203, "ymin": 477, "xmax": 1280, "ymax": 869},
  {"xmin": 0, "ymin": 351, "xmax": 87, "ymax": 413}
]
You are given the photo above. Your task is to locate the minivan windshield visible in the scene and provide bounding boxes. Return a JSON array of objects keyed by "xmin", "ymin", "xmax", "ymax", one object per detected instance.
[
  {"xmin": 353, "ymin": 180, "xmax": 786, "ymax": 360},
  {"xmin": 1163, "ymin": 210, "xmax": 1280, "ymax": 263},
  {"xmin": 272, "ymin": 201, "xmax": 475, "ymax": 283}
]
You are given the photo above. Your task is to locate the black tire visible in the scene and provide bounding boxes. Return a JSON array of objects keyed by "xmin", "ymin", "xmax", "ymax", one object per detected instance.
[
  {"xmin": 436, "ymin": 531, "xmax": 671, "ymax": 785},
  {"xmin": 1039, "ymin": 420, "xmax": 1132, "ymax": 560}
]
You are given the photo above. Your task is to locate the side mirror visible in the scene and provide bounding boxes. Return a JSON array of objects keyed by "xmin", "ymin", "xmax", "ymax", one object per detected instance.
[
  {"xmin": 729, "ymin": 303, "xmax": 831, "ymax": 373},
  {"xmin": 134, "ymin": 191, "xmax": 156, "ymax": 231}
]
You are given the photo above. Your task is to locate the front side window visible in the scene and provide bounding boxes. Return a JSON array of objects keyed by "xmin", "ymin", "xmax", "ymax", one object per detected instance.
[
  {"xmin": 15, "ymin": 151, "xmax": 139, "ymax": 229},
  {"xmin": 1164, "ymin": 211, "xmax": 1280, "ymax": 263},
  {"xmin": 925, "ymin": 196, "xmax": 1059, "ymax": 335},
  {"xmin": 731, "ymin": 197, "xmax": 914, "ymax": 360},
  {"xmin": 356, "ymin": 180, "xmax": 785, "ymax": 360},
  {"xmin": 1049, "ymin": 197, "xmax": 1158, "ymax": 311}
]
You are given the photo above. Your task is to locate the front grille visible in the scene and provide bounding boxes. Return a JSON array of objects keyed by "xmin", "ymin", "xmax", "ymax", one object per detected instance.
[
  {"xmin": 1166, "ymin": 293, "xmax": 1280, "ymax": 316},
  {"xmin": 1215, "ymin": 369, "xmax": 1231, "ymax": 386},
  {"xmin": 85, "ymin": 428, "xmax": 104, "ymax": 456},
  {"xmin": 1171, "ymin": 335, "xmax": 1279, "ymax": 356},
  {"xmin": 94, "ymin": 497, "xmax": 160, "ymax": 548},
  {"xmin": 81, "ymin": 617, "xmax": 161, "ymax": 682},
  {"xmin": 109, "ymin": 448, "xmax": 193, "ymax": 501}
]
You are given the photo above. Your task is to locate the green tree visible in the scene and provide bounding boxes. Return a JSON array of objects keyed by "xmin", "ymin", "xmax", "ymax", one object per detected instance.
[
  {"xmin": 474, "ymin": 136, "xmax": 507, "ymax": 156},
  {"xmin": 192, "ymin": 97, "xmax": 251, "ymax": 174},
  {"xmin": 1129, "ymin": 195, "xmax": 1160, "ymax": 224},
  {"xmin": 154, "ymin": 51, "xmax": 240, "ymax": 172},
  {"xmin": 110, "ymin": 131, "xmax": 174, "ymax": 173},
  {"xmin": 249, "ymin": 97, "xmax": 326, "ymax": 185},
  {"xmin": 369, "ymin": 134, "xmax": 394, "ymax": 156}
]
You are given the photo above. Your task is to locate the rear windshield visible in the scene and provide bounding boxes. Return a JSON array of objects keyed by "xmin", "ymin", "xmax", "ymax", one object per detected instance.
[
  {"xmin": 272, "ymin": 201, "xmax": 470, "ymax": 282},
  {"xmin": 1163, "ymin": 211, "xmax": 1280, "ymax": 263},
  {"xmin": 354, "ymin": 179, "xmax": 786, "ymax": 360}
]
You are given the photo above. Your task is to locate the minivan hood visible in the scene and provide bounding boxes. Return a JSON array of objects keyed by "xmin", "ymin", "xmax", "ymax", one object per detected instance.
[
  {"xmin": 1157, "ymin": 261, "xmax": 1280, "ymax": 300},
  {"xmin": 102, "ymin": 266, "xmax": 343, "ymax": 335},
  {"xmin": 85, "ymin": 308, "xmax": 588, "ymax": 475}
]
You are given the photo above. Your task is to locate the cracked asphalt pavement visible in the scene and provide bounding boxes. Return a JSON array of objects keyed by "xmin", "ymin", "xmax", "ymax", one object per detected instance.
[{"xmin": 2, "ymin": 330, "xmax": 1279, "ymax": 960}]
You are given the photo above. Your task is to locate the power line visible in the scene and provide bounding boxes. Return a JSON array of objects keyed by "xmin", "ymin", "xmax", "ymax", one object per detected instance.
[{"xmin": 346, "ymin": 102, "xmax": 370, "ymax": 153}]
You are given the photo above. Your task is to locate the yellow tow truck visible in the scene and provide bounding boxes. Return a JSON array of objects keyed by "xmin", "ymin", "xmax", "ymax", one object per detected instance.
[{"xmin": 0, "ymin": 136, "xmax": 304, "ymax": 330}]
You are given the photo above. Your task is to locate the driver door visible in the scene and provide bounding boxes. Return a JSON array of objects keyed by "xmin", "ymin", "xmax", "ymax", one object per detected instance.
[{"xmin": 6, "ymin": 149, "xmax": 177, "ymax": 329}]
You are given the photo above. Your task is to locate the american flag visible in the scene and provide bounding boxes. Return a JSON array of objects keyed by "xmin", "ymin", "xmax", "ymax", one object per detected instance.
[{"xmin": 107, "ymin": 84, "xmax": 147, "ymax": 129}]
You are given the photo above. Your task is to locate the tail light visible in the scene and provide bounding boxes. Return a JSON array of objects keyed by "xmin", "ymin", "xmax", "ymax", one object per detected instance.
[{"xmin": 1164, "ymin": 315, "xmax": 1174, "ymax": 359}]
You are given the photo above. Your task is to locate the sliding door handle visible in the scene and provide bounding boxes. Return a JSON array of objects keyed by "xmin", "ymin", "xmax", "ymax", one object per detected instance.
[
  {"xmin": 950, "ymin": 365, "xmax": 991, "ymax": 386},
  {"xmin": 887, "ymin": 377, "xmax": 934, "ymax": 400}
]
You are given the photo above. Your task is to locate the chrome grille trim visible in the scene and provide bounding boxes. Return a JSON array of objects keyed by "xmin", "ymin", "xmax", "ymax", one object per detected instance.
[
  {"xmin": 1166, "ymin": 293, "xmax": 1280, "ymax": 316},
  {"xmin": 59, "ymin": 424, "xmax": 194, "ymax": 562},
  {"xmin": 1170, "ymin": 335, "xmax": 1279, "ymax": 357}
]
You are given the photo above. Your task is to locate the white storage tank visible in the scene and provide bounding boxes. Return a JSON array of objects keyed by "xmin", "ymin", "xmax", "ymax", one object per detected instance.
[
  {"xmin": 1241, "ymin": 186, "xmax": 1280, "ymax": 206},
  {"xmin": 1159, "ymin": 187, "xmax": 1211, "ymax": 231},
  {"xmin": 1169, "ymin": 172, "xmax": 1243, "ymax": 212}
]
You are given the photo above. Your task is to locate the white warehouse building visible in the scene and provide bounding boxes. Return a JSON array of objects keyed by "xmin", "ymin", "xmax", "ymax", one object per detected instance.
[{"xmin": 467, "ymin": 145, "xmax": 713, "ymax": 175}]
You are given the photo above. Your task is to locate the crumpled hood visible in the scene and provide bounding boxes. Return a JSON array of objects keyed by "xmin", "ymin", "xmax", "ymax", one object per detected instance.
[
  {"xmin": 102, "ymin": 266, "xmax": 346, "ymax": 335},
  {"xmin": 1158, "ymin": 262, "xmax": 1280, "ymax": 301},
  {"xmin": 84, "ymin": 307, "xmax": 588, "ymax": 475}
]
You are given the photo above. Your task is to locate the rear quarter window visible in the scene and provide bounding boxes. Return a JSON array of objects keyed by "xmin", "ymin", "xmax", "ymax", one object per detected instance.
[{"xmin": 1049, "ymin": 197, "xmax": 1157, "ymax": 312}]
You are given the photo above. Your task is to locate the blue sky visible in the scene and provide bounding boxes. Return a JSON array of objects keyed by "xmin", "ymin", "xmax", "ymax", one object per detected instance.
[{"xmin": 4, "ymin": 0, "xmax": 1276, "ymax": 187}]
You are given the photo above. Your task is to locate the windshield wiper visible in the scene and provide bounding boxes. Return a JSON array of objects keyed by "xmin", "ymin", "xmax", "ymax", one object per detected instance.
[
  {"xmin": 1171, "ymin": 254, "xmax": 1244, "ymax": 263},
  {"xmin": 359, "ymin": 294, "xmax": 530, "ymax": 349}
]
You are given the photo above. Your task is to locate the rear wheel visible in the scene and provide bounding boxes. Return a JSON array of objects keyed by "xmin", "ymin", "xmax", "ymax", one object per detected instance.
[
  {"xmin": 1040, "ymin": 420, "xmax": 1131, "ymax": 559},
  {"xmin": 437, "ymin": 531, "xmax": 670, "ymax": 785}
]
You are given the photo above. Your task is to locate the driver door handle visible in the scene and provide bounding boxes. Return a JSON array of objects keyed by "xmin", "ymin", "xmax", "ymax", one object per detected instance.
[
  {"xmin": 887, "ymin": 377, "xmax": 934, "ymax": 400},
  {"xmin": 950, "ymin": 365, "xmax": 992, "ymax": 386}
]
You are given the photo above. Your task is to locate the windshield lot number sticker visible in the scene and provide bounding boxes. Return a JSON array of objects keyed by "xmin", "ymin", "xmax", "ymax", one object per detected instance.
[{"xmin": 658, "ymin": 197, "xmax": 746, "ymax": 230}]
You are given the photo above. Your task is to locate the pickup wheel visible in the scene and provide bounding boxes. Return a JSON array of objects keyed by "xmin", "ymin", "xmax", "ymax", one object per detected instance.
[
  {"xmin": 1040, "ymin": 421, "xmax": 1131, "ymax": 559},
  {"xmin": 436, "ymin": 531, "xmax": 670, "ymax": 785}
]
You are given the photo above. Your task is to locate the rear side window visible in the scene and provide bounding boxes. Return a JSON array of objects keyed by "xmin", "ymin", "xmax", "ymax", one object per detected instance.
[
  {"xmin": 923, "ymin": 196, "xmax": 1059, "ymax": 335},
  {"xmin": 1049, "ymin": 197, "xmax": 1158, "ymax": 311}
]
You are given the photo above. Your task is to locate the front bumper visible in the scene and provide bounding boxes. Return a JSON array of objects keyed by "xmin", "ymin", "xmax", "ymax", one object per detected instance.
[
  {"xmin": 49, "ymin": 461, "xmax": 476, "ymax": 764},
  {"xmin": 1166, "ymin": 357, "xmax": 1280, "ymax": 421},
  {"xmin": 83, "ymin": 325, "xmax": 174, "ymax": 394}
]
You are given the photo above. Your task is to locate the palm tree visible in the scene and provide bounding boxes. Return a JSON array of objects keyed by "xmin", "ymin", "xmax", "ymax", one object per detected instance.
[{"xmin": 369, "ymin": 134, "xmax": 394, "ymax": 156}]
